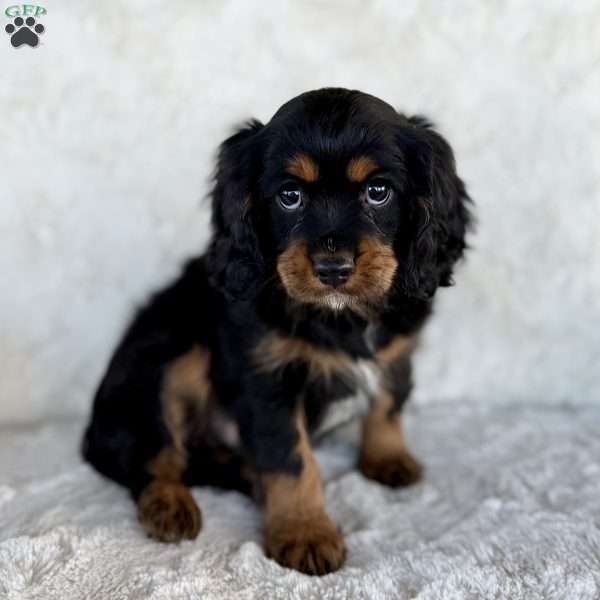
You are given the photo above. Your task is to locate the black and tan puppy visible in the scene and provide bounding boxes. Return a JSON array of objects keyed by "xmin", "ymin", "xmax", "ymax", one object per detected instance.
[{"xmin": 83, "ymin": 88, "xmax": 472, "ymax": 575}]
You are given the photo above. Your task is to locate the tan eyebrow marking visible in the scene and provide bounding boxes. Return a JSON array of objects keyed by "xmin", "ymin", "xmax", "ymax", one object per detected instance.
[
  {"xmin": 346, "ymin": 156, "xmax": 379, "ymax": 182},
  {"xmin": 286, "ymin": 153, "xmax": 319, "ymax": 182}
]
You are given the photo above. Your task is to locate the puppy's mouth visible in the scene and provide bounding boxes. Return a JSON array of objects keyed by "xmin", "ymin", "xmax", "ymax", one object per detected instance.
[
  {"xmin": 315, "ymin": 289, "xmax": 356, "ymax": 311},
  {"xmin": 276, "ymin": 238, "xmax": 398, "ymax": 311}
]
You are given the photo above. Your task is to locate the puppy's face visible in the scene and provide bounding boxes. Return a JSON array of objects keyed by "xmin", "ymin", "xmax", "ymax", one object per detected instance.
[
  {"xmin": 265, "ymin": 142, "xmax": 401, "ymax": 312},
  {"xmin": 261, "ymin": 92, "xmax": 417, "ymax": 312},
  {"xmin": 210, "ymin": 89, "xmax": 471, "ymax": 309}
]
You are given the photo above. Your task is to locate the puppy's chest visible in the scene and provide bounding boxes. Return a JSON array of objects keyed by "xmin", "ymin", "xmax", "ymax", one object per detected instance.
[
  {"xmin": 303, "ymin": 326, "xmax": 385, "ymax": 434},
  {"xmin": 304, "ymin": 357, "xmax": 382, "ymax": 436}
]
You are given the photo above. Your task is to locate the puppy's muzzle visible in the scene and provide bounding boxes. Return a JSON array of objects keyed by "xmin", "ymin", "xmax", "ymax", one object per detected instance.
[{"xmin": 313, "ymin": 255, "xmax": 354, "ymax": 288}]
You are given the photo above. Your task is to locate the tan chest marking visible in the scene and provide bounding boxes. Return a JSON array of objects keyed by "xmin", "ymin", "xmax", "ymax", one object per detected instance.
[{"xmin": 254, "ymin": 333, "xmax": 355, "ymax": 381}]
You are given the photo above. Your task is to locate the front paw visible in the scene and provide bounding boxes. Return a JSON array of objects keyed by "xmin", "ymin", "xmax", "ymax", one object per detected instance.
[
  {"xmin": 359, "ymin": 450, "xmax": 423, "ymax": 487},
  {"xmin": 137, "ymin": 480, "xmax": 202, "ymax": 542},
  {"xmin": 265, "ymin": 514, "xmax": 346, "ymax": 575}
]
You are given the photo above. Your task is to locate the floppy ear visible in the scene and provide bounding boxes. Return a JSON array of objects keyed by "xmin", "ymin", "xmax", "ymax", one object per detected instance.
[
  {"xmin": 206, "ymin": 119, "xmax": 265, "ymax": 300},
  {"xmin": 396, "ymin": 116, "xmax": 473, "ymax": 299}
]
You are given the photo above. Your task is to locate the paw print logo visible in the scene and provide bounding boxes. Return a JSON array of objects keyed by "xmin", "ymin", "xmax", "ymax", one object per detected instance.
[{"xmin": 5, "ymin": 16, "xmax": 45, "ymax": 48}]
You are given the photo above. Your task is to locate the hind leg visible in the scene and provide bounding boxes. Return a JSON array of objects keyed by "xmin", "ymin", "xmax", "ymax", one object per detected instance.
[
  {"xmin": 84, "ymin": 410, "xmax": 201, "ymax": 542},
  {"xmin": 135, "ymin": 346, "xmax": 214, "ymax": 541},
  {"xmin": 84, "ymin": 345, "xmax": 213, "ymax": 542}
]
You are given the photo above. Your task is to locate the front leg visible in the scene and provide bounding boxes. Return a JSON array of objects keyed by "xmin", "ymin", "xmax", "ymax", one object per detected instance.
[
  {"xmin": 262, "ymin": 412, "xmax": 345, "ymax": 575},
  {"xmin": 241, "ymin": 372, "xmax": 345, "ymax": 575},
  {"xmin": 359, "ymin": 341, "xmax": 422, "ymax": 487}
]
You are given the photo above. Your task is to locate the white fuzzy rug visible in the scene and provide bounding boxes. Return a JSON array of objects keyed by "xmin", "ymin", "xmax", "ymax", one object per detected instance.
[{"xmin": 2, "ymin": 402, "xmax": 599, "ymax": 599}]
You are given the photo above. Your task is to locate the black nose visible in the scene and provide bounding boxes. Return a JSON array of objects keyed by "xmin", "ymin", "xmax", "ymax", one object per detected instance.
[{"xmin": 313, "ymin": 256, "xmax": 354, "ymax": 288}]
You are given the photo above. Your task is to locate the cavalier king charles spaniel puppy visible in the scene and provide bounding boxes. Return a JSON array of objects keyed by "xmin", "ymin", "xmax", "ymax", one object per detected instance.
[{"xmin": 83, "ymin": 88, "xmax": 472, "ymax": 575}]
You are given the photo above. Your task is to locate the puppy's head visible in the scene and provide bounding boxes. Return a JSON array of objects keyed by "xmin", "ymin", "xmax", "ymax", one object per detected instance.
[{"xmin": 208, "ymin": 88, "xmax": 471, "ymax": 310}]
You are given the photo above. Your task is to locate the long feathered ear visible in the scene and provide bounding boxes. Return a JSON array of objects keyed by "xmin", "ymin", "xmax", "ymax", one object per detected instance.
[
  {"xmin": 207, "ymin": 119, "xmax": 265, "ymax": 300},
  {"xmin": 396, "ymin": 116, "xmax": 473, "ymax": 299}
]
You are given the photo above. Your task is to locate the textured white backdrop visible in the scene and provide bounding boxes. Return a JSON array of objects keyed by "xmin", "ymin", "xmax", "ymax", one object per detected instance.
[{"xmin": 1, "ymin": 0, "xmax": 599, "ymax": 424}]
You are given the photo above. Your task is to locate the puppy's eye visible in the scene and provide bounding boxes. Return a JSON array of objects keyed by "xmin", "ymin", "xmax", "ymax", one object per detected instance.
[
  {"xmin": 278, "ymin": 182, "xmax": 303, "ymax": 210},
  {"xmin": 365, "ymin": 179, "xmax": 392, "ymax": 206}
]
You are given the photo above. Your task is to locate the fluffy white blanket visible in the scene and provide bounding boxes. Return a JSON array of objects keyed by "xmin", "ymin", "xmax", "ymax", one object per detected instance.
[{"xmin": 1, "ymin": 402, "xmax": 599, "ymax": 599}]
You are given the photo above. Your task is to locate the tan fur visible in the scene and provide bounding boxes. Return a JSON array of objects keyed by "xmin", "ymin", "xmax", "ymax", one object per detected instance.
[
  {"xmin": 161, "ymin": 345, "xmax": 212, "ymax": 454},
  {"xmin": 359, "ymin": 392, "xmax": 422, "ymax": 487},
  {"xmin": 376, "ymin": 335, "xmax": 417, "ymax": 367},
  {"xmin": 136, "ymin": 347, "xmax": 212, "ymax": 542},
  {"xmin": 147, "ymin": 446, "xmax": 186, "ymax": 482},
  {"xmin": 276, "ymin": 240, "xmax": 329, "ymax": 305},
  {"xmin": 137, "ymin": 479, "xmax": 202, "ymax": 542},
  {"xmin": 277, "ymin": 237, "xmax": 397, "ymax": 311},
  {"xmin": 254, "ymin": 332, "xmax": 354, "ymax": 381},
  {"xmin": 343, "ymin": 237, "xmax": 398, "ymax": 301},
  {"xmin": 286, "ymin": 153, "xmax": 319, "ymax": 182},
  {"xmin": 262, "ymin": 414, "xmax": 345, "ymax": 575},
  {"xmin": 262, "ymin": 415, "xmax": 323, "ymax": 523},
  {"xmin": 346, "ymin": 155, "xmax": 379, "ymax": 182}
]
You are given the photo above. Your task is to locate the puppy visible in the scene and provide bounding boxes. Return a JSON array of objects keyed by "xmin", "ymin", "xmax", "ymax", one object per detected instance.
[{"xmin": 82, "ymin": 88, "xmax": 472, "ymax": 575}]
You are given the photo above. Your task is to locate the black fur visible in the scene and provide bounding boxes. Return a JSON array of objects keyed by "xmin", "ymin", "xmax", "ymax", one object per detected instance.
[{"xmin": 83, "ymin": 87, "xmax": 472, "ymax": 529}]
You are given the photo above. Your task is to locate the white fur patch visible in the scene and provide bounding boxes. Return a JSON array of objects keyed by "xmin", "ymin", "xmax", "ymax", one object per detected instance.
[
  {"xmin": 351, "ymin": 360, "xmax": 382, "ymax": 398},
  {"xmin": 314, "ymin": 392, "xmax": 370, "ymax": 437},
  {"xmin": 315, "ymin": 360, "xmax": 382, "ymax": 437},
  {"xmin": 321, "ymin": 292, "xmax": 354, "ymax": 311}
]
